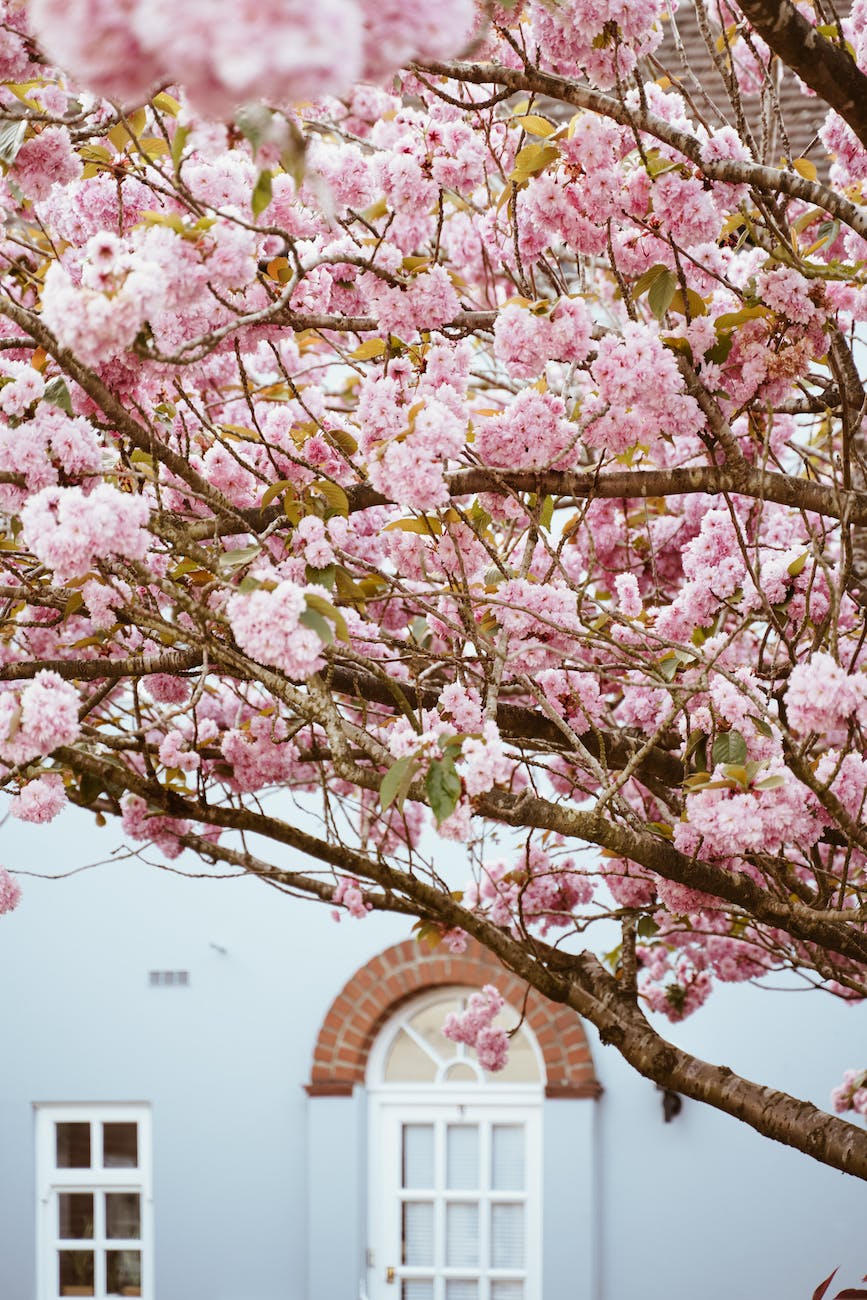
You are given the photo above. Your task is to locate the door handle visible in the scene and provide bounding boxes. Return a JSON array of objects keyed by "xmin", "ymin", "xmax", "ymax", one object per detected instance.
[{"xmin": 386, "ymin": 1266, "xmax": 396, "ymax": 1284}]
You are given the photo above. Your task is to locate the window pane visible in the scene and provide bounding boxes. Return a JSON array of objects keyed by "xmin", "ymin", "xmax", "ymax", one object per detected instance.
[
  {"xmin": 407, "ymin": 997, "xmax": 463, "ymax": 1063},
  {"xmin": 385, "ymin": 1031, "xmax": 438, "ymax": 1083},
  {"xmin": 402, "ymin": 1284, "xmax": 433, "ymax": 1300},
  {"xmin": 56, "ymin": 1124, "xmax": 90, "ymax": 1169},
  {"xmin": 446, "ymin": 1203, "xmax": 479, "ymax": 1268},
  {"xmin": 106, "ymin": 1249, "xmax": 141, "ymax": 1296},
  {"xmin": 491, "ymin": 1285, "xmax": 524, "ymax": 1299},
  {"xmin": 446, "ymin": 1283, "xmax": 478, "ymax": 1300},
  {"xmin": 491, "ymin": 1204, "xmax": 524, "ymax": 1269},
  {"xmin": 59, "ymin": 1249, "xmax": 94, "ymax": 1296},
  {"xmin": 103, "ymin": 1124, "xmax": 137, "ymax": 1168},
  {"xmin": 106, "ymin": 1193, "xmax": 141, "ymax": 1240},
  {"xmin": 402, "ymin": 1202, "xmax": 434, "ymax": 1267},
  {"xmin": 402, "ymin": 1125, "xmax": 434, "ymax": 1189},
  {"xmin": 446, "ymin": 1126, "xmax": 478, "ymax": 1191},
  {"xmin": 489, "ymin": 1026, "xmax": 540, "ymax": 1083},
  {"xmin": 59, "ymin": 1194, "xmax": 94, "ymax": 1240},
  {"xmin": 445, "ymin": 1062, "xmax": 477, "ymax": 1083},
  {"xmin": 491, "ymin": 1126, "xmax": 524, "ymax": 1191}
]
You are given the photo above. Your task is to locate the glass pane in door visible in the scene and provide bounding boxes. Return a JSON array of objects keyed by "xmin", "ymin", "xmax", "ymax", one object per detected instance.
[
  {"xmin": 402, "ymin": 1202, "xmax": 434, "ymax": 1266},
  {"xmin": 491, "ymin": 1204, "xmax": 524, "ymax": 1269},
  {"xmin": 446, "ymin": 1126, "xmax": 479, "ymax": 1190},
  {"xmin": 491, "ymin": 1126, "xmax": 524, "ymax": 1191},
  {"xmin": 402, "ymin": 1283, "xmax": 433, "ymax": 1300},
  {"xmin": 446, "ymin": 1283, "xmax": 478, "ymax": 1299},
  {"xmin": 403, "ymin": 1125, "xmax": 435, "ymax": 1189},
  {"xmin": 446, "ymin": 1203, "xmax": 479, "ymax": 1267}
]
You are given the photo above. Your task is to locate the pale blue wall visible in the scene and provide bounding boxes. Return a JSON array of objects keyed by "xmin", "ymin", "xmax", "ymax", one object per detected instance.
[{"xmin": 1, "ymin": 805, "xmax": 866, "ymax": 1299}]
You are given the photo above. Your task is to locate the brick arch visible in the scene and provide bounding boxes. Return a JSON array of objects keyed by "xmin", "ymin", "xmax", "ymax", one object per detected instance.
[{"xmin": 306, "ymin": 938, "xmax": 601, "ymax": 1099}]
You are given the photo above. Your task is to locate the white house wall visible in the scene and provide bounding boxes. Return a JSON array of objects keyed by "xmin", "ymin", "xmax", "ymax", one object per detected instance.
[{"xmin": 1, "ymin": 807, "xmax": 866, "ymax": 1299}]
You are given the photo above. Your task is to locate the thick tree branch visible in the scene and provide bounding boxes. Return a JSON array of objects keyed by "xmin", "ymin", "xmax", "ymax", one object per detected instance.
[{"xmin": 735, "ymin": 0, "xmax": 867, "ymax": 150}]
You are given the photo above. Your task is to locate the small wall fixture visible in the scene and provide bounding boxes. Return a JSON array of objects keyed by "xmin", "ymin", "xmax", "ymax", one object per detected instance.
[
  {"xmin": 658, "ymin": 1085, "xmax": 683, "ymax": 1122},
  {"xmin": 148, "ymin": 970, "xmax": 190, "ymax": 987}
]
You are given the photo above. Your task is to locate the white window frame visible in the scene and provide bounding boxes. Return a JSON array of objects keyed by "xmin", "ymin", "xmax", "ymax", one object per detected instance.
[
  {"xmin": 35, "ymin": 1104, "xmax": 153, "ymax": 1300},
  {"xmin": 366, "ymin": 988, "xmax": 545, "ymax": 1300}
]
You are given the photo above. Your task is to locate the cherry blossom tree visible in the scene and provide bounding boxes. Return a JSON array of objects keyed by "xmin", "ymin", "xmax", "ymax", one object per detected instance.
[{"xmin": 1, "ymin": 0, "xmax": 867, "ymax": 1177}]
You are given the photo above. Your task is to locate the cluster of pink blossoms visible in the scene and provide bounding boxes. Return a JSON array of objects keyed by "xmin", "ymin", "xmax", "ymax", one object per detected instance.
[
  {"xmin": 331, "ymin": 876, "xmax": 372, "ymax": 921},
  {"xmin": 465, "ymin": 847, "xmax": 594, "ymax": 937},
  {"xmin": 443, "ymin": 985, "xmax": 509, "ymax": 1072},
  {"xmin": 0, "ymin": 672, "xmax": 81, "ymax": 767},
  {"xmin": 583, "ymin": 320, "xmax": 704, "ymax": 454},
  {"xmin": 29, "ymin": 0, "xmax": 475, "ymax": 117},
  {"xmin": 0, "ymin": 867, "xmax": 21, "ymax": 915},
  {"xmin": 785, "ymin": 654, "xmax": 867, "ymax": 739},
  {"xmin": 0, "ymin": 405, "xmax": 103, "ymax": 512},
  {"xmin": 529, "ymin": 0, "xmax": 668, "ymax": 88},
  {"xmin": 10, "ymin": 772, "xmax": 67, "ymax": 824},
  {"xmin": 226, "ymin": 581, "xmax": 328, "ymax": 681},
  {"xmin": 20, "ymin": 484, "xmax": 150, "ymax": 582},
  {"xmin": 474, "ymin": 389, "xmax": 578, "ymax": 472},
  {"xmin": 492, "ymin": 298, "xmax": 594, "ymax": 380},
  {"xmin": 831, "ymin": 1069, "xmax": 867, "ymax": 1119}
]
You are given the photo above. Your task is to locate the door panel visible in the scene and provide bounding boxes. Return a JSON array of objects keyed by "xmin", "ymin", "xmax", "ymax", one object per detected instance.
[{"xmin": 368, "ymin": 1102, "xmax": 540, "ymax": 1300}]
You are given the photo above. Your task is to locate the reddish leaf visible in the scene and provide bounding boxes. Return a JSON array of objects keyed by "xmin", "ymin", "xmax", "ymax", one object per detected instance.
[
  {"xmin": 813, "ymin": 1272, "xmax": 838, "ymax": 1300},
  {"xmin": 834, "ymin": 1291, "xmax": 867, "ymax": 1298}
]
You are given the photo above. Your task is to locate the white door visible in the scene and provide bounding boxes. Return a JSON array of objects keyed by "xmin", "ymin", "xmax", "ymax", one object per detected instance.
[{"xmin": 368, "ymin": 1099, "xmax": 541, "ymax": 1300}]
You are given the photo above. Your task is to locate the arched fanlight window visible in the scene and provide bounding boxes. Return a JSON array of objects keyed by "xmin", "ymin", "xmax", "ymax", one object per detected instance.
[{"xmin": 377, "ymin": 990, "xmax": 544, "ymax": 1088}]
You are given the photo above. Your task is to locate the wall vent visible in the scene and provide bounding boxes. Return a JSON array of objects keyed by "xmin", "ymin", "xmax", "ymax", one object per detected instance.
[{"xmin": 148, "ymin": 970, "xmax": 190, "ymax": 987}]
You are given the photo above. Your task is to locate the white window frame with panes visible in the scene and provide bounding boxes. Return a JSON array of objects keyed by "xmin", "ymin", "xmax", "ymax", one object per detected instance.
[
  {"xmin": 35, "ymin": 1104, "xmax": 153, "ymax": 1300},
  {"xmin": 365, "ymin": 988, "xmax": 545, "ymax": 1300}
]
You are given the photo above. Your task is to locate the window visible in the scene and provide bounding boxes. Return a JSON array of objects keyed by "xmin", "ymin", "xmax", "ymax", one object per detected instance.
[
  {"xmin": 366, "ymin": 990, "xmax": 544, "ymax": 1300},
  {"xmin": 35, "ymin": 1105, "xmax": 152, "ymax": 1300}
]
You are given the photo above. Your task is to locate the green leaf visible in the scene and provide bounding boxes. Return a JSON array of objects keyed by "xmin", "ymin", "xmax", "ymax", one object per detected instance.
[
  {"xmin": 712, "ymin": 730, "xmax": 748, "ymax": 766},
  {"xmin": 714, "ymin": 304, "xmax": 770, "ymax": 332},
  {"xmin": 304, "ymin": 591, "xmax": 349, "ymax": 642},
  {"xmin": 261, "ymin": 478, "xmax": 295, "ymax": 508},
  {"xmin": 152, "ymin": 91, "xmax": 181, "ymax": 116},
  {"xmin": 298, "ymin": 607, "xmax": 334, "ymax": 645},
  {"xmin": 647, "ymin": 268, "xmax": 678, "ymax": 320},
  {"xmin": 632, "ymin": 263, "xmax": 668, "ymax": 298},
  {"xmin": 538, "ymin": 495, "xmax": 555, "ymax": 531},
  {"xmin": 251, "ymin": 169, "xmax": 273, "ymax": 218},
  {"xmin": 704, "ymin": 333, "xmax": 734, "ymax": 366},
  {"xmin": 750, "ymin": 715, "xmax": 773, "ymax": 739},
  {"xmin": 426, "ymin": 755, "xmax": 462, "ymax": 825},
  {"xmin": 787, "ymin": 552, "xmax": 809, "ymax": 577},
  {"xmin": 305, "ymin": 563, "xmax": 336, "ymax": 592},
  {"xmin": 380, "ymin": 755, "xmax": 420, "ymax": 811},
  {"xmin": 0, "ymin": 119, "xmax": 25, "ymax": 166},
  {"xmin": 170, "ymin": 123, "xmax": 189, "ymax": 171},
  {"xmin": 351, "ymin": 338, "xmax": 387, "ymax": 360},
  {"xmin": 509, "ymin": 142, "xmax": 559, "ymax": 183},
  {"xmin": 637, "ymin": 916, "xmax": 660, "ymax": 938},
  {"xmin": 235, "ymin": 103, "xmax": 273, "ymax": 154},
  {"xmin": 218, "ymin": 544, "xmax": 261, "ymax": 571},
  {"xmin": 308, "ymin": 479, "xmax": 349, "ymax": 517},
  {"xmin": 512, "ymin": 113, "xmax": 556, "ymax": 138},
  {"xmin": 43, "ymin": 376, "xmax": 72, "ymax": 414},
  {"xmin": 754, "ymin": 774, "xmax": 786, "ymax": 790},
  {"xmin": 384, "ymin": 516, "xmax": 444, "ymax": 535}
]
